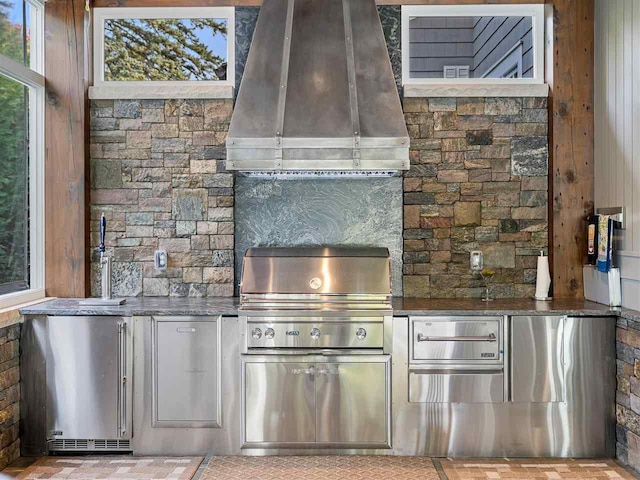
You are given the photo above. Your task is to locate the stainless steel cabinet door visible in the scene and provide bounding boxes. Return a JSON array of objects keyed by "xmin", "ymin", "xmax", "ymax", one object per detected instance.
[
  {"xmin": 153, "ymin": 317, "xmax": 220, "ymax": 427},
  {"xmin": 315, "ymin": 361, "xmax": 389, "ymax": 446},
  {"xmin": 47, "ymin": 316, "xmax": 132, "ymax": 440},
  {"xmin": 244, "ymin": 362, "xmax": 315, "ymax": 444},
  {"xmin": 511, "ymin": 316, "xmax": 564, "ymax": 402}
]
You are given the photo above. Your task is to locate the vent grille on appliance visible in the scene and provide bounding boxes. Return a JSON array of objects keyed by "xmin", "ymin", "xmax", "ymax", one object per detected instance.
[
  {"xmin": 238, "ymin": 170, "xmax": 401, "ymax": 179},
  {"xmin": 49, "ymin": 439, "xmax": 131, "ymax": 451}
]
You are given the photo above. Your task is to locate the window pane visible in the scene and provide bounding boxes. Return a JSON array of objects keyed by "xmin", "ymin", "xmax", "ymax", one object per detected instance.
[
  {"xmin": 104, "ymin": 18, "xmax": 228, "ymax": 81},
  {"xmin": 0, "ymin": 74, "xmax": 29, "ymax": 295},
  {"xmin": 0, "ymin": 0, "xmax": 29, "ymax": 65},
  {"xmin": 408, "ymin": 16, "xmax": 533, "ymax": 79}
]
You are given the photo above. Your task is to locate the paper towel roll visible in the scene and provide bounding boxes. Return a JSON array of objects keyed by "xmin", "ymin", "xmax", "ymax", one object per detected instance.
[{"xmin": 535, "ymin": 251, "xmax": 551, "ymax": 300}]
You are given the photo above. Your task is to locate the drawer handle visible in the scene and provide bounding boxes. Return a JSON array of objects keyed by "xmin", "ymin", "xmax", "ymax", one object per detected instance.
[
  {"xmin": 417, "ymin": 333, "xmax": 496, "ymax": 342},
  {"xmin": 411, "ymin": 368, "xmax": 503, "ymax": 375},
  {"xmin": 290, "ymin": 366, "xmax": 315, "ymax": 375},
  {"xmin": 176, "ymin": 327, "xmax": 197, "ymax": 333}
]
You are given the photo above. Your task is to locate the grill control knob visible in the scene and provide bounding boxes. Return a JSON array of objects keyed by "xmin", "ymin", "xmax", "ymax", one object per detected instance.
[
  {"xmin": 265, "ymin": 328, "xmax": 275, "ymax": 339},
  {"xmin": 310, "ymin": 328, "xmax": 321, "ymax": 340},
  {"xmin": 252, "ymin": 328, "xmax": 262, "ymax": 339},
  {"xmin": 356, "ymin": 328, "xmax": 367, "ymax": 340}
]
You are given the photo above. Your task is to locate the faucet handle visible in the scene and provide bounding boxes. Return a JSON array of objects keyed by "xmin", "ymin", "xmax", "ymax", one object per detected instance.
[{"xmin": 99, "ymin": 213, "xmax": 106, "ymax": 254}]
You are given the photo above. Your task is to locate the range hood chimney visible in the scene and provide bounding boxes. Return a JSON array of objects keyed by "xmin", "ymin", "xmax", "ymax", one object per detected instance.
[{"xmin": 226, "ymin": 0, "xmax": 409, "ymax": 173}]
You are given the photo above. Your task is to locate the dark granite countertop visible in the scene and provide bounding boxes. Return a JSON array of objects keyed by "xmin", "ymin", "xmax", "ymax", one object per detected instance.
[
  {"xmin": 19, "ymin": 297, "xmax": 240, "ymax": 317},
  {"xmin": 391, "ymin": 297, "xmax": 628, "ymax": 318},
  {"xmin": 19, "ymin": 296, "xmax": 640, "ymax": 322}
]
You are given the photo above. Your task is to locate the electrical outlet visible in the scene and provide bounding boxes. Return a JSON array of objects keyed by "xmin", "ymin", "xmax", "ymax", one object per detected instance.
[
  {"xmin": 154, "ymin": 249, "xmax": 167, "ymax": 271},
  {"xmin": 470, "ymin": 251, "xmax": 483, "ymax": 272}
]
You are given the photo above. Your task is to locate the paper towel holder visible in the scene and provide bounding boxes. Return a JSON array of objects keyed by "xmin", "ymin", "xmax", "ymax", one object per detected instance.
[{"xmin": 596, "ymin": 206, "xmax": 625, "ymax": 229}]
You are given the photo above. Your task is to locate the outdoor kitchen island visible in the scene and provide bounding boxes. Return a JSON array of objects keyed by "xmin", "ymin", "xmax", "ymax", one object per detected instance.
[{"xmin": 19, "ymin": 294, "xmax": 625, "ymax": 459}]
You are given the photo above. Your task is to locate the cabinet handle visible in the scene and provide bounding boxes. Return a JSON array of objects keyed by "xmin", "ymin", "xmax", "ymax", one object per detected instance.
[
  {"xmin": 417, "ymin": 333, "xmax": 496, "ymax": 342},
  {"xmin": 317, "ymin": 367, "xmax": 339, "ymax": 375},
  {"xmin": 118, "ymin": 322, "xmax": 127, "ymax": 437},
  {"xmin": 290, "ymin": 366, "xmax": 315, "ymax": 375},
  {"xmin": 176, "ymin": 327, "xmax": 196, "ymax": 333}
]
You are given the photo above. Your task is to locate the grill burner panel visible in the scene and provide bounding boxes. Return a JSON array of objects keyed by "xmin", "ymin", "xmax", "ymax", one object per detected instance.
[{"xmin": 247, "ymin": 319, "xmax": 383, "ymax": 349}]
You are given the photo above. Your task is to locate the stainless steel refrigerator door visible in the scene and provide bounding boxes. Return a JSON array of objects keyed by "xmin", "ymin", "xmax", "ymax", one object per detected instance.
[
  {"xmin": 153, "ymin": 317, "xmax": 221, "ymax": 427},
  {"xmin": 244, "ymin": 361, "xmax": 316, "ymax": 444},
  {"xmin": 315, "ymin": 360, "xmax": 390, "ymax": 446},
  {"xmin": 511, "ymin": 316, "xmax": 565, "ymax": 402},
  {"xmin": 46, "ymin": 316, "xmax": 132, "ymax": 440}
]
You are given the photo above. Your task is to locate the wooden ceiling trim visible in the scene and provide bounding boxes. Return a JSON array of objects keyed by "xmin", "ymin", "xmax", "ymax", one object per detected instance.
[{"xmin": 93, "ymin": 0, "xmax": 544, "ymax": 7}]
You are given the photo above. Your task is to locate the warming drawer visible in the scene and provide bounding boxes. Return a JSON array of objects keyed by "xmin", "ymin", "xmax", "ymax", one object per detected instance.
[{"xmin": 410, "ymin": 316, "xmax": 503, "ymax": 363}]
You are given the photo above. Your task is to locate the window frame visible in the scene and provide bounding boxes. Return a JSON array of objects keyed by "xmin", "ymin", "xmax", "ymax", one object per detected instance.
[
  {"xmin": 0, "ymin": 0, "xmax": 45, "ymax": 309},
  {"xmin": 401, "ymin": 4, "xmax": 545, "ymax": 86},
  {"xmin": 93, "ymin": 7, "xmax": 236, "ymax": 90}
]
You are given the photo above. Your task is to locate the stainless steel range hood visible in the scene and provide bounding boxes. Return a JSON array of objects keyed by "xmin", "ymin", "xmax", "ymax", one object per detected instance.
[{"xmin": 226, "ymin": 0, "xmax": 409, "ymax": 173}]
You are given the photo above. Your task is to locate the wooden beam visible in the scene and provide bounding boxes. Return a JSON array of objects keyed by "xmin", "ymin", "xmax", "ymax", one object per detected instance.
[
  {"xmin": 549, "ymin": 0, "xmax": 595, "ymax": 298},
  {"xmin": 93, "ymin": 0, "xmax": 544, "ymax": 7},
  {"xmin": 45, "ymin": 0, "xmax": 89, "ymax": 297}
]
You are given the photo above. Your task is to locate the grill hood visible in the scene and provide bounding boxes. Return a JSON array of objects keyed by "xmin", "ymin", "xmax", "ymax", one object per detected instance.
[{"xmin": 226, "ymin": 0, "xmax": 409, "ymax": 173}]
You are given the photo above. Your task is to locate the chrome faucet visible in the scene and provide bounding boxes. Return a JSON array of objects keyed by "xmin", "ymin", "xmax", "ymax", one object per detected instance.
[{"xmin": 80, "ymin": 213, "xmax": 125, "ymax": 306}]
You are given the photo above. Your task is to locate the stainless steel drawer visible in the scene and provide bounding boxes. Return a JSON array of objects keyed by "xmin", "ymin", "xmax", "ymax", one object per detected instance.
[
  {"xmin": 411, "ymin": 317, "xmax": 502, "ymax": 362},
  {"xmin": 409, "ymin": 369, "xmax": 504, "ymax": 403}
]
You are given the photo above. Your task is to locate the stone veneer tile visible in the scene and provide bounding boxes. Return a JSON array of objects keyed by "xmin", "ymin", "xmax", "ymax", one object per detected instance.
[
  {"xmin": 235, "ymin": 177, "xmax": 404, "ymax": 297},
  {"xmin": 402, "ymin": 97, "xmax": 548, "ymax": 299},
  {"xmin": 617, "ymin": 322, "xmax": 640, "ymax": 476},
  {"xmin": 0, "ymin": 324, "xmax": 20, "ymax": 470},
  {"xmin": 89, "ymin": 99, "xmax": 234, "ymax": 297}
]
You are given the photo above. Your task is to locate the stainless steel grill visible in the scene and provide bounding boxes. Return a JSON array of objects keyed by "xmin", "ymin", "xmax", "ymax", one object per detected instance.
[
  {"xmin": 238, "ymin": 246, "xmax": 393, "ymax": 450},
  {"xmin": 240, "ymin": 246, "xmax": 392, "ymax": 309},
  {"xmin": 239, "ymin": 246, "xmax": 393, "ymax": 350}
]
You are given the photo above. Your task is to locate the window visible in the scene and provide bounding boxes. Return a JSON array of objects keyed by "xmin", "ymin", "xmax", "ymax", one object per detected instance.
[
  {"xmin": 0, "ymin": 0, "xmax": 44, "ymax": 308},
  {"xmin": 401, "ymin": 4, "xmax": 544, "ymax": 85},
  {"xmin": 93, "ymin": 7, "xmax": 235, "ymax": 92}
]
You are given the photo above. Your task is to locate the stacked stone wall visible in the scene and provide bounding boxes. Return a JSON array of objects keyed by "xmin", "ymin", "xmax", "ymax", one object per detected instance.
[
  {"xmin": 89, "ymin": 99, "xmax": 234, "ymax": 297},
  {"xmin": 402, "ymin": 97, "xmax": 549, "ymax": 298}
]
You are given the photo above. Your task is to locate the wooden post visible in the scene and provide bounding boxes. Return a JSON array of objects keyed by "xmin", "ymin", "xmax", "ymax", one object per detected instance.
[
  {"xmin": 45, "ymin": 0, "xmax": 89, "ymax": 297},
  {"xmin": 548, "ymin": 0, "xmax": 595, "ymax": 298}
]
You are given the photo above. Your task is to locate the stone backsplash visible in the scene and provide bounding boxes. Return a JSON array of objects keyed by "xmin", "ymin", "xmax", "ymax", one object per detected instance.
[
  {"xmin": 402, "ymin": 97, "xmax": 549, "ymax": 299},
  {"xmin": 89, "ymin": 99, "xmax": 234, "ymax": 297},
  {"xmin": 616, "ymin": 316, "xmax": 640, "ymax": 474},
  {"xmin": 235, "ymin": 177, "xmax": 403, "ymax": 296},
  {"xmin": 0, "ymin": 324, "xmax": 20, "ymax": 469}
]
